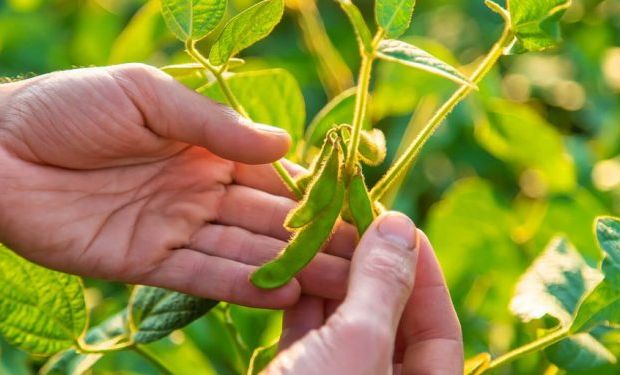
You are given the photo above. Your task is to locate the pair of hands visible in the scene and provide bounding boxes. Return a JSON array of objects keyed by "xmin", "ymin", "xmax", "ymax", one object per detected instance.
[{"xmin": 0, "ymin": 64, "xmax": 462, "ymax": 373}]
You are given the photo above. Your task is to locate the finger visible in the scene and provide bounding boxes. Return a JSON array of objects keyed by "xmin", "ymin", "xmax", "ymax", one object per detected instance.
[
  {"xmin": 107, "ymin": 64, "xmax": 291, "ymax": 164},
  {"xmin": 217, "ymin": 185, "xmax": 359, "ymax": 258},
  {"xmin": 337, "ymin": 212, "xmax": 419, "ymax": 334},
  {"xmin": 145, "ymin": 249, "xmax": 300, "ymax": 308},
  {"xmin": 234, "ymin": 160, "xmax": 306, "ymax": 199},
  {"xmin": 400, "ymin": 231, "xmax": 463, "ymax": 374},
  {"xmin": 280, "ymin": 296, "xmax": 325, "ymax": 351},
  {"xmin": 189, "ymin": 225, "xmax": 349, "ymax": 300}
]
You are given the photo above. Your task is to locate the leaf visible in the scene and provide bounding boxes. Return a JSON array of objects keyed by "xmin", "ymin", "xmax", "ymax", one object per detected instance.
[
  {"xmin": 303, "ymin": 87, "xmax": 358, "ymax": 160},
  {"xmin": 209, "ymin": 0, "xmax": 284, "ymax": 66},
  {"xmin": 41, "ymin": 312, "xmax": 128, "ymax": 375},
  {"xmin": 509, "ymin": 237, "xmax": 614, "ymax": 370},
  {"xmin": 476, "ymin": 99, "xmax": 576, "ymax": 194},
  {"xmin": 109, "ymin": 0, "xmax": 163, "ymax": 64},
  {"xmin": 199, "ymin": 69, "xmax": 306, "ymax": 150},
  {"xmin": 545, "ymin": 332, "xmax": 617, "ymax": 371},
  {"xmin": 0, "ymin": 245, "xmax": 87, "ymax": 355},
  {"xmin": 464, "ymin": 353, "xmax": 491, "ymax": 375},
  {"xmin": 161, "ymin": 0, "xmax": 227, "ymax": 42},
  {"xmin": 336, "ymin": 0, "xmax": 373, "ymax": 51},
  {"xmin": 129, "ymin": 286, "xmax": 219, "ymax": 344},
  {"xmin": 375, "ymin": 0, "xmax": 415, "ymax": 38},
  {"xmin": 247, "ymin": 341, "xmax": 278, "ymax": 375},
  {"xmin": 572, "ymin": 217, "xmax": 620, "ymax": 333},
  {"xmin": 507, "ymin": 0, "xmax": 572, "ymax": 54},
  {"xmin": 161, "ymin": 63, "xmax": 213, "ymax": 89},
  {"xmin": 510, "ymin": 237, "xmax": 601, "ymax": 325},
  {"xmin": 376, "ymin": 39, "xmax": 473, "ymax": 87}
]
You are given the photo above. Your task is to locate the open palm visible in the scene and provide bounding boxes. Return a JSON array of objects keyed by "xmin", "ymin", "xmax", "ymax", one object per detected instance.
[{"xmin": 0, "ymin": 64, "xmax": 354, "ymax": 308}]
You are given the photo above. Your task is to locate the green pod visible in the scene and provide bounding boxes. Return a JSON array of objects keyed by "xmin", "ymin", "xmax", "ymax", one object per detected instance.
[
  {"xmin": 296, "ymin": 138, "xmax": 335, "ymax": 193},
  {"xmin": 359, "ymin": 129, "xmax": 387, "ymax": 166},
  {"xmin": 347, "ymin": 168, "xmax": 375, "ymax": 236},
  {"xmin": 251, "ymin": 148, "xmax": 345, "ymax": 289},
  {"xmin": 285, "ymin": 142, "xmax": 339, "ymax": 230}
]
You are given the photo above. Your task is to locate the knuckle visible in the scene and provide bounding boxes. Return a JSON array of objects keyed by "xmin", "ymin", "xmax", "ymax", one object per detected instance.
[{"xmin": 361, "ymin": 247, "xmax": 414, "ymax": 291}]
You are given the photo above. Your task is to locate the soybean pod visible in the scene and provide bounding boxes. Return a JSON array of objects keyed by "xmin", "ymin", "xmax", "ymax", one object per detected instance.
[
  {"xmin": 285, "ymin": 141, "xmax": 338, "ymax": 230},
  {"xmin": 251, "ymin": 146, "xmax": 345, "ymax": 290},
  {"xmin": 347, "ymin": 166, "xmax": 375, "ymax": 236},
  {"xmin": 295, "ymin": 137, "xmax": 335, "ymax": 193}
]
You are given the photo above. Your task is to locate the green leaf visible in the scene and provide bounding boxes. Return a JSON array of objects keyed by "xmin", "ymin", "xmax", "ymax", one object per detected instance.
[
  {"xmin": 0, "ymin": 245, "xmax": 87, "ymax": 355},
  {"xmin": 376, "ymin": 39, "xmax": 473, "ymax": 87},
  {"xmin": 303, "ymin": 87, "xmax": 357, "ymax": 160},
  {"xmin": 161, "ymin": 63, "xmax": 213, "ymax": 89},
  {"xmin": 375, "ymin": 0, "xmax": 415, "ymax": 38},
  {"xmin": 336, "ymin": 0, "xmax": 373, "ymax": 52},
  {"xmin": 41, "ymin": 312, "xmax": 128, "ymax": 375},
  {"xmin": 509, "ymin": 237, "xmax": 614, "ymax": 370},
  {"xmin": 507, "ymin": 0, "xmax": 572, "ymax": 54},
  {"xmin": 109, "ymin": 0, "xmax": 163, "ymax": 64},
  {"xmin": 161, "ymin": 0, "xmax": 227, "ymax": 42},
  {"xmin": 199, "ymin": 69, "xmax": 306, "ymax": 150},
  {"xmin": 572, "ymin": 217, "xmax": 620, "ymax": 333},
  {"xmin": 510, "ymin": 237, "xmax": 601, "ymax": 325},
  {"xmin": 476, "ymin": 99, "xmax": 576, "ymax": 194},
  {"xmin": 596, "ymin": 217, "xmax": 620, "ymax": 287},
  {"xmin": 129, "ymin": 286, "xmax": 219, "ymax": 344},
  {"xmin": 209, "ymin": 0, "xmax": 284, "ymax": 66},
  {"xmin": 247, "ymin": 341, "xmax": 278, "ymax": 375}
]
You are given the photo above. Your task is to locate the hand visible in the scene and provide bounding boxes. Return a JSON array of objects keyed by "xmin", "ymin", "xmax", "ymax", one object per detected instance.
[
  {"xmin": 266, "ymin": 212, "xmax": 463, "ymax": 374},
  {"xmin": 0, "ymin": 64, "xmax": 355, "ymax": 308}
]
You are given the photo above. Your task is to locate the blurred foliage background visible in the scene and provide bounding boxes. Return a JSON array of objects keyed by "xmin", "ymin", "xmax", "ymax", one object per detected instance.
[{"xmin": 1, "ymin": 0, "xmax": 620, "ymax": 373}]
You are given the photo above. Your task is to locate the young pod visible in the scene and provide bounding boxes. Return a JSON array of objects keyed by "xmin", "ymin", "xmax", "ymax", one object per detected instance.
[
  {"xmin": 358, "ymin": 129, "xmax": 387, "ymax": 166},
  {"xmin": 251, "ymin": 145, "xmax": 346, "ymax": 289},
  {"xmin": 347, "ymin": 166, "xmax": 376, "ymax": 236},
  {"xmin": 285, "ymin": 142, "xmax": 339, "ymax": 230}
]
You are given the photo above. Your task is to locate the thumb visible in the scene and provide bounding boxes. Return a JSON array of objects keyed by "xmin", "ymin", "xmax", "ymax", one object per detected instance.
[
  {"xmin": 338, "ymin": 211, "xmax": 419, "ymax": 335},
  {"xmin": 108, "ymin": 64, "xmax": 291, "ymax": 164}
]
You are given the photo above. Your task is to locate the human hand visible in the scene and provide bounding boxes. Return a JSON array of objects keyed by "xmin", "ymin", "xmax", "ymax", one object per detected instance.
[
  {"xmin": 0, "ymin": 64, "xmax": 355, "ymax": 308},
  {"xmin": 265, "ymin": 212, "xmax": 463, "ymax": 374}
]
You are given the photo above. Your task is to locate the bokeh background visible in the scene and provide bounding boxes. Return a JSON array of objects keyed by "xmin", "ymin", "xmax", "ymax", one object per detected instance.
[{"xmin": 1, "ymin": 0, "xmax": 620, "ymax": 373}]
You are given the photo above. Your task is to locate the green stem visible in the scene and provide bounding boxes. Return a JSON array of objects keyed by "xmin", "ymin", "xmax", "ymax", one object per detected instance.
[
  {"xmin": 184, "ymin": 40, "xmax": 301, "ymax": 199},
  {"xmin": 345, "ymin": 31, "xmax": 383, "ymax": 173},
  {"xmin": 370, "ymin": 25, "xmax": 514, "ymax": 202},
  {"xmin": 483, "ymin": 327, "xmax": 570, "ymax": 372},
  {"xmin": 133, "ymin": 345, "xmax": 175, "ymax": 375},
  {"xmin": 77, "ymin": 337, "xmax": 134, "ymax": 354}
]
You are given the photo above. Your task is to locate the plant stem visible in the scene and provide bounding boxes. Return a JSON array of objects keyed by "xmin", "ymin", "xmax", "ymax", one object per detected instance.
[
  {"xmin": 184, "ymin": 40, "xmax": 302, "ymax": 199},
  {"xmin": 370, "ymin": 25, "xmax": 514, "ymax": 202},
  {"xmin": 345, "ymin": 31, "xmax": 383, "ymax": 173},
  {"xmin": 133, "ymin": 345, "xmax": 175, "ymax": 375},
  {"xmin": 77, "ymin": 337, "xmax": 134, "ymax": 354},
  {"xmin": 484, "ymin": 327, "xmax": 570, "ymax": 372}
]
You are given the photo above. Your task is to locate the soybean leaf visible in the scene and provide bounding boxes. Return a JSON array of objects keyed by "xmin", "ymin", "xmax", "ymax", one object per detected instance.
[
  {"xmin": 510, "ymin": 237, "xmax": 601, "ymax": 325},
  {"xmin": 0, "ymin": 245, "xmax": 87, "ymax": 355},
  {"xmin": 41, "ymin": 312, "xmax": 128, "ymax": 375},
  {"xmin": 129, "ymin": 286, "xmax": 219, "ymax": 344},
  {"xmin": 247, "ymin": 341, "xmax": 278, "ymax": 375},
  {"xmin": 507, "ymin": 0, "xmax": 572, "ymax": 54},
  {"xmin": 336, "ymin": 0, "xmax": 373, "ymax": 52},
  {"xmin": 572, "ymin": 217, "xmax": 620, "ymax": 333},
  {"xmin": 376, "ymin": 39, "xmax": 472, "ymax": 87},
  {"xmin": 476, "ymin": 99, "xmax": 576, "ymax": 194},
  {"xmin": 375, "ymin": 0, "xmax": 415, "ymax": 38},
  {"xmin": 209, "ymin": 0, "xmax": 284, "ymax": 66},
  {"xmin": 509, "ymin": 237, "xmax": 614, "ymax": 370},
  {"xmin": 303, "ymin": 88, "xmax": 361, "ymax": 160},
  {"xmin": 161, "ymin": 0, "xmax": 227, "ymax": 42},
  {"xmin": 200, "ymin": 69, "xmax": 305, "ymax": 150}
]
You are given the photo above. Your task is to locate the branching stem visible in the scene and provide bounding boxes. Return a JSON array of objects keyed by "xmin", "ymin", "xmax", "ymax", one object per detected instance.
[
  {"xmin": 184, "ymin": 40, "xmax": 302, "ymax": 199},
  {"xmin": 370, "ymin": 25, "xmax": 514, "ymax": 201}
]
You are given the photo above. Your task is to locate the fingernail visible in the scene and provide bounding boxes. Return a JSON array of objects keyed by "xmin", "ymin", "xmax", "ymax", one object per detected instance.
[
  {"xmin": 377, "ymin": 213, "xmax": 417, "ymax": 250},
  {"xmin": 254, "ymin": 123, "xmax": 289, "ymax": 135}
]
